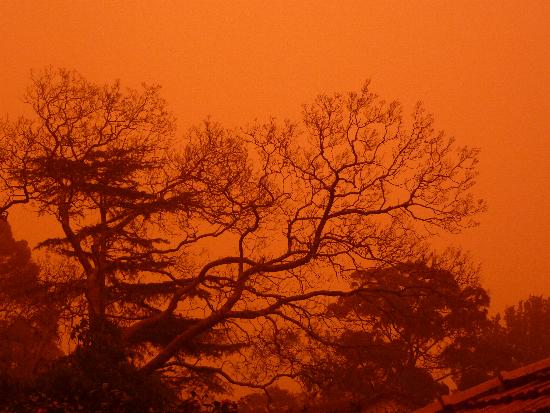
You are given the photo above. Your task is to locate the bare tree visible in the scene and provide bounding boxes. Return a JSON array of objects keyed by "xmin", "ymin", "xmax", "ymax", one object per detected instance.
[{"xmin": 0, "ymin": 68, "xmax": 484, "ymax": 391}]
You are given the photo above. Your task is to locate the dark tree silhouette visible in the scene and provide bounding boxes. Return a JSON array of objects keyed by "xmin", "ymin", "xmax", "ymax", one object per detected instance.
[
  {"xmin": 0, "ymin": 219, "xmax": 60, "ymax": 386},
  {"xmin": 446, "ymin": 295, "xmax": 550, "ymax": 390},
  {"xmin": 238, "ymin": 385, "xmax": 306, "ymax": 413},
  {"xmin": 502, "ymin": 295, "xmax": 550, "ymax": 364},
  {"xmin": 0, "ymin": 68, "xmax": 485, "ymax": 394},
  {"xmin": 298, "ymin": 255, "xmax": 490, "ymax": 411}
]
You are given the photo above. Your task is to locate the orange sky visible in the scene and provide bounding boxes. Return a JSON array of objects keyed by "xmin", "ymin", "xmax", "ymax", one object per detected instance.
[{"xmin": 0, "ymin": 1, "xmax": 548, "ymax": 312}]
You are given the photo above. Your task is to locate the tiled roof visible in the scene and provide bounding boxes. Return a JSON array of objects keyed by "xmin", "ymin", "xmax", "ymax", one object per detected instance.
[{"xmin": 414, "ymin": 357, "xmax": 550, "ymax": 413}]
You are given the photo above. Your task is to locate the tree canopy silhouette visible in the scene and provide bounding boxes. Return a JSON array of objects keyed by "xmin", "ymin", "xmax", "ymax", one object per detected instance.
[
  {"xmin": 444, "ymin": 295, "xmax": 550, "ymax": 390},
  {"xmin": 299, "ymin": 255, "xmax": 489, "ymax": 411},
  {"xmin": 0, "ymin": 68, "xmax": 485, "ymax": 394},
  {"xmin": 0, "ymin": 219, "xmax": 60, "ymax": 392}
]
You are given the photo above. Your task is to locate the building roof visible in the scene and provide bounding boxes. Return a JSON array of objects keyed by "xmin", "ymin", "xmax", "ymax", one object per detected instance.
[{"xmin": 414, "ymin": 357, "xmax": 550, "ymax": 413}]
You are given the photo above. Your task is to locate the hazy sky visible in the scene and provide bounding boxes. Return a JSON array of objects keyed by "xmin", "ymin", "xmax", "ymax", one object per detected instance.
[{"xmin": 0, "ymin": 1, "xmax": 548, "ymax": 311}]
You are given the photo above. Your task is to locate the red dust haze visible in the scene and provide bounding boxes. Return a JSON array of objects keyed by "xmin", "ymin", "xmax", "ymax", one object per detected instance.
[{"xmin": 0, "ymin": 1, "xmax": 548, "ymax": 311}]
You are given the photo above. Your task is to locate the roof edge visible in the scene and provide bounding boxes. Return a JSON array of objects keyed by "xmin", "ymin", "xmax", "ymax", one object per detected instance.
[{"xmin": 413, "ymin": 356, "xmax": 550, "ymax": 413}]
